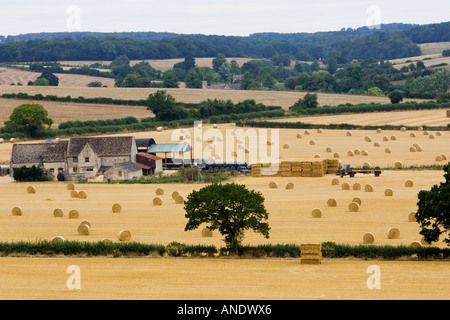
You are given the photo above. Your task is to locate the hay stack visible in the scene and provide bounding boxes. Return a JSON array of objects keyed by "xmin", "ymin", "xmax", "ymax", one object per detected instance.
[
  {"xmin": 352, "ymin": 197, "xmax": 362, "ymax": 206},
  {"xmin": 27, "ymin": 186, "xmax": 36, "ymax": 194},
  {"xmin": 400, "ymin": 127, "xmax": 406, "ymax": 132},
  {"xmin": 327, "ymin": 198, "xmax": 337, "ymax": 207},
  {"xmin": 429, "ymin": 134, "xmax": 435, "ymax": 139},
  {"xmin": 175, "ymin": 194, "xmax": 184, "ymax": 204},
  {"xmin": 213, "ymin": 124, "xmax": 218, "ymax": 128},
  {"xmin": 353, "ymin": 183, "xmax": 361, "ymax": 191},
  {"xmin": 390, "ymin": 135, "xmax": 397, "ymax": 141},
  {"xmin": 283, "ymin": 144, "xmax": 290, "ymax": 149},
  {"xmin": 410, "ymin": 241, "xmax": 423, "ymax": 248},
  {"xmin": 202, "ymin": 228, "xmax": 213, "ymax": 238},
  {"xmin": 326, "ymin": 146, "xmax": 333, "ymax": 153},
  {"xmin": 363, "ymin": 162, "xmax": 371, "ymax": 168},
  {"xmin": 12, "ymin": 206, "xmax": 23, "ymax": 216},
  {"xmin": 53, "ymin": 208, "xmax": 64, "ymax": 217},
  {"xmin": 0, "ymin": 138, "xmax": 3, "ymax": 144},
  {"xmin": 311, "ymin": 209, "xmax": 322, "ymax": 218},
  {"xmin": 387, "ymin": 228, "xmax": 400, "ymax": 239},
  {"xmin": 394, "ymin": 161, "xmax": 403, "ymax": 168},
  {"xmin": 102, "ymin": 239, "xmax": 112, "ymax": 244},
  {"xmin": 296, "ymin": 133, "xmax": 303, "ymax": 139},
  {"xmin": 70, "ymin": 190, "xmax": 79, "ymax": 198},
  {"xmin": 314, "ymin": 154, "xmax": 321, "ymax": 158},
  {"xmin": 156, "ymin": 126, "xmax": 163, "ymax": 132},
  {"xmin": 69, "ymin": 210, "xmax": 79, "ymax": 219},
  {"xmin": 112, "ymin": 203, "xmax": 122, "ymax": 213},
  {"xmin": 309, "ymin": 140, "xmax": 316, "ymax": 145},
  {"xmin": 285, "ymin": 182, "xmax": 295, "ymax": 190},
  {"xmin": 118, "ymin": 230, "xmax": 131, "ymax": 242},
  {"xmin": 423, "ymin": 130, "xmax": 429, "ymax": 136},
  {"xmin": 78, "ymin": 191, "xmax": 87, "ymax": 199},
  {"xmin": 405, "ymin": 180, "xmax": 414, "ymax": 187},
  {"xmin": 415, "ymin": 144, "xmax": 423, "ymax": 152},
  {"xmin": 376, "ymin": 128, "xmax": 382, "ymax": 133},
  {"xmin": 333, "ymin": 152, "xmax": 340, "ymax": 159},
  {"xmin": 80, "ymin": 220, "xmax": 91, "ymax": 228},
  {"xmin": 67, "ymin": 183, "xmax": 75, "ymax": 191},
  {"xmin": 363, "ymin": 233, "xmax": 375, "ymax": 244},
  {"xmin": 342, "ymin": 182, "xmax": 350, "ymax": 190},
  {"xmin": 300, "ymin": 243, "xmax": 322, "ymax": 264},
  {"xmin": 365, "ymin": 136, "xmax": 372, "ymax": 142},
  {"xmin": 317, "ymin": 128, "xmax": 323, "ymax": 133},
  {"xmin": 418, "ymin": 126, "xmax": 423, "ymax": 131},
  {"xmin": 348, "ymin": 202, "xmax": 360, "ymax": 212},
  {"xmin": 410, "ymin": 146, "xmax": 417, "ymax": 152},
  {"xmin": 331, "ymin": 178, "xmax": 340, "ymax": 186},
  {"xmin": 52, "ymin": 236, "xmax": 65, "ymax": 243},
  {"xmin": 304, "ymin": 130, "xmax": 311, "ymax": 135},
  {"xmin": 77, "ymin": 223, "xmax": 91, "ymax": 236},
  {"xmin": 10, "ymin": 138, "xmax": 16, "ymax": 144},
  {"xmin": 436, "ymin": 155, "xmax": 443, "ymax": 162},
  {"xmin": 408, "ymin": 212, "xmax": 416, "ymax": 222},
  {"xmin": 420, "ymin": 237, "xmax": 431, "ymax": 246},
  {"xmin": 383, "ymin": 136, "xmax": 389, "ymax": 142},
  {"xmin": 354, "ymin": 149, "xmax": 361, "ymax": 155},
  {"xmin": 436, "ymin": 131, "xmax": 441, "ymax": 136},
  {"xmin": 346, "ymin": 131, "xmax": 352, "ymax": 136},
  {"xmin": 269, "ymin": 181, "xmax": 278, "ymax": 189},
  {"xmin": 374, "ymin": 141, "xmax": 381, "ymax": 147},
  {"xmin": 384, "ymin": 188, "xmax": 394, "ymax": 196},
  {"xmin": 153, "ymin": 197, "xmax": 163, "ymax": 206},
  {"xmin": 361, "ymin": 150, "xmax": 369, "ymax": 156},
  {"xmin": 347, "ymin": 150, "xmax": 355, "ymax": 157},
  {"xmin": 364, "ymin": 184, "xmax": 374, "ymax": 192},
  {"xmin": 410, "ymin": 133, "xmax": 416, "ymax": 138},
  {"xmin": 267, "ymin": 139, "xmax": 275, "ymax": 146},
  {"xmin": 155, "ymin": 188, "xmax": 164, "ymax": 195}
]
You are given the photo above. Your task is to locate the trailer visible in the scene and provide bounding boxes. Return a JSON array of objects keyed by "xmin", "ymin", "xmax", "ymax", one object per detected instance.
[{"xmin": 336, "ymin": 164, "xmax": 381, "ymax": 177}]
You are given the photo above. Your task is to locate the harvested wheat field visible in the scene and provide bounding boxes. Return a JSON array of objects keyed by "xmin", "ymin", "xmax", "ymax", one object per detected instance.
[
  {"xmin": 0, "ymin": 98, "xmax": 153, "ymax": 128},
  {"xmin": 0, "ymin": 85, "xmax": 426, "ymax": 109},
  {"xmin": 0, "ymin": 67, "xmax": 115, "ymax": 87},
  {"xmin": 0, "ymin": 258, "xmax": 448, "ymax": 300}
]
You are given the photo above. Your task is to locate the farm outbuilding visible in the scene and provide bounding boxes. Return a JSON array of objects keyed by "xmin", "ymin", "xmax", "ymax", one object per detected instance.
[
  {"xmin": 135, "ymin": 138, "xmax": 156, "ymax": 153},
  {"xmin": 136, "ymin": 152, "xmax": 163, "ymax": 175},
  {"xmin": 147, "ymin": 143, "xmax": 192, "ymax": 170},
  {"xmin": 104, "ymin": 161, "xmax": 143, "ymax": 181}
]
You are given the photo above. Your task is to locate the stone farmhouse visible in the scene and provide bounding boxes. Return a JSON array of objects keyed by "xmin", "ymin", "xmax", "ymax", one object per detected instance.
[{"xmin": 10, "ymin": 136, "xmax": 163, "ymax": 181}]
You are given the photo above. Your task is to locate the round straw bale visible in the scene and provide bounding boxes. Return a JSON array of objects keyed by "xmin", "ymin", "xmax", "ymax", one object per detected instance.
[
  {"xmin": 436, "ymin": 131, "xmax": 441, "ymax": 136},
  {"xmin": 326, "ymin": 146, "xmax": 333, "ymax": 153},
  {"xmin": 353, "ymin": 183, "xmax": 361, "ymax": 191},
  {"xmin": 80, "ymin": 220, "xmax": 91, "ymax": 228},
  {"xmin": 156, "ymin": 126, "xmax": 163, "ymax": 132},
  {"xmin": 283, "ymin": 144, "xmax": 289, "ymax": 149},
  {"xmin": 314, "ymin": 154, "xmax": 321, "ymax": 158},
  {"xmin": 27, "ymin": 186, "xmax": 36, "ymax": 194},
  {"xmin": 441, "ymin": 154, "xmax": 448, "ymax": 161},
  {"xmin": 420, "ymin": 236, "xmax": 431, "ymax": 246},
  {"xmin": 10, "ymin": 138, "xmax": 16, "ymax": 144},
  {"xmin": 361, "ymin": 150, "xmax": 369, "ymax": 156},
  {"xmin": 354, "ymin": 149, "xmax": 361, "ymax": 155},
  {"xmin": 77, "ymin": 223, "xmax": 90, "ymax": 236},
  {"xmin": 376, "ymin": 128, "xmax": 382, "ymax": 133},
  {"xmin": 348, "ymin": 202, "xmax": 360, "ymax": 212},
  {"xmin": 69, "ymin": 210, "xmax": 79, "ymax": 219},
  {"xmin": 429, "ymin": 134, "xmax": 435, "ymax": 139},
  {"xmin": 296, "ymin": 133, "xmax": 303, "ymax": 139},
  {"xmin": 342, "ymin": 182, "xmax": 350, "ymax": 190},
  {"xmin": 352, "ymin": 197, "xmax": 362, "ymax": 206},
  {"xmin": 269, "ymin": 181, "xmax": 278, "ymax": 189},
  {"xmin": 67, "ymin": 183, "xmax": 75, "ymax": 190},
  {"xmin": 390, "ymin": 135, "xmax": 397, "ymax": 141},
  {"xmin": 347, "ymin": 150, "xmax": 355, "ymax": 157},
  {"xmin": 331, "ymin": 178, "xmax": 340, "ymax": 186},
  {"xmin": 153, "ymin": 197, "xmax": 163, "ymax": 206},
  {"xmin": 118, "ymin": 230, "xmax": 131, "ymax": 242},
  {"xmin": 70, "ymin": 190, "xmax": 79, "ymax": 198},
  {"xmin": 383, "ymin": 136, "xmax": 389, "ymax": 142},
  {"xmin": 311, "ymin": 208, "xmax": 322, "ymax": 218},
  {"xmin": 346, "ymin": 131, "xmax": 352, "ymax": 136},
  {"xmin": 333, "ymin": 152, "xmax": 340, "ymax": 159},
  {"xmin": 175, "ymin": 194, "xmax": 184, "ymax": 204},
  {"xmin": 384, "ymin": 188, "xmax": 394, "ymax": 196},
  {"xmin": 267, "ymin": 139, "xmax": 274, "ymax": 146},
  {"xmin": 102, "ymin": 239, "xmax": 112, "ymax": 244},
  {"xmin": 387, "ymin": 228, "xmax": 400, "ymax": 239},
  {"xmin": 0, "ymin": 138, "xmax": 3, "ymax": 144},
  {"xmin": 363, "ymin": 232, "xmax": 375, "ymax": 244},
  {"xmin": 285, "ymin": 182, "xmax": 295, "ymax": 190},
  {"xmin": 78, "ymin": 191, "xmax": 87, "ymax": 199},
  {"xmin": 53, "ymin": 208, "xmax": 64, "ymax": 217},
  {"xmin": 410, "ymin": 146, "xmax": 417, "ymax": 152},
  {"xmin": 202, "ymin": 228, "xmax": 213, "ymax": 238},
  {"xmin": 435, "ymin": 155, "xmax": 442, "ymax": 162},
  {"xmin": 363, "ymin": 162, "xmax": 371, "ymax": 168},
  {"xmin": 410, "ymin": 241, "xmax": 422, "ymax": 248},
  {"xmin": 213, "ymin": 124, "xmax": 218, "ymax": 128},
  {"xmin": 394, "ymin": 161, "xmax": 403, "ymax": 168},
  {"xmin": 400, "ymin": 126, "xmax": 406, "ymax": 132},
  {"xmin": 415, "ymin": 145, "xmax": 423, "ymax": 152},
  {"xmin": 327, "ymin": 198, "xmax": 337, "ymax": 207},
  {"xmin": 112, "ymin": 203, "xmax": 122, "ymax": 213},
  {"xmin": 364, "ymin": 184, "xmax": 374, "ymax": 192},
  {"xmin": 12, "ymin": 206, "xmax": 23, "ymax": 216},
  {"xmin": 374, "ymin": 141, "xmax": 381, "ymax": 147},
  {"xmin": 304, "ymin": 130, "xmax": 310, "ymax": 135},
  {"xmin": 155, "ymin": 188, "xmax": 164, "ymax": 195},
  {"xmin": 410, "ymin": 132, "xmax": 416, "ymax": 138},
  {"xmin": 317, "ymin": 128, "xmax": 323, "ymax": 133},
  {"xmin": 245, "ymin": 148, "xmax": 250, "ymax": 154},
  {"xmin": 405, "ymin": 180, "xmax": 414, "ymax": 187},
  {"xmin": 365, "ymin": 136, "xmax": 372, "ymax": 142},
  {"xmin": 309, "ymin": 140, "xmax": 316, "ymax": 145},
  {"xmin": 172, "ymin": 191, "xmax": 180, "ymax": 200},
  {"xmin": 408, "ymin": 212, "xmax": 417, "ymax": 222},
  {"xmin": 423, "ymin": 130, "xmax": 429, "ymax": 135},
  {"xmin": 418, "ymin": 126, "xmax": 423, "ymax": 131},
  {"xmin": 52, "ymin": 236, "xmax": 65, "ymax": 243}
]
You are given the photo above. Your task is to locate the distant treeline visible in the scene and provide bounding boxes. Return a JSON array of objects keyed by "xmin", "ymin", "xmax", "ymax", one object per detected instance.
[{"xmin": 3, "ymin": 21, "xmax": 450, "ymax": 63}]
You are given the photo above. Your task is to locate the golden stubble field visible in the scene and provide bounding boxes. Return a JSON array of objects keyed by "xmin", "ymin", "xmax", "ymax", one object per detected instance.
[{"xmin": 0, "ymin": 122, "xmax": 449, "ymax": 300}]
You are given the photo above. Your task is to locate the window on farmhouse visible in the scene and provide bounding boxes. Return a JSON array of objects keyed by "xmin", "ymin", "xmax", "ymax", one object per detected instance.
[
  {"xmin": 73, "ymin": 157, "xmax": 78, "ymax": 163},
  {"xmin": 85, "ymin": 157, "xmax": 90, "ymax": 163}
]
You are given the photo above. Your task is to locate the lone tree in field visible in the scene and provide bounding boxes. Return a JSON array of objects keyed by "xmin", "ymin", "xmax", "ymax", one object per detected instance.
[
  {"xmin": 416, "ymin": 163, "xmax": 450, "ymax": 246},
  {"xmin": 388, "ymin": 89, "xmax": 404, "ymax": 104},
  {"xmin": 4, "ymin": 104, "xmax": 53, "ymax": 137},
  {"xmin": 184, "ymin": 183, "xmax": 270, "ymax": 250}
]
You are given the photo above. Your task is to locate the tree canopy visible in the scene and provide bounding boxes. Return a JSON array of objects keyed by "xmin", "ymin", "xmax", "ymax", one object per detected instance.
[{"xmin": 3, "ymin": 104, "xmax": 53, "ymax": 137}]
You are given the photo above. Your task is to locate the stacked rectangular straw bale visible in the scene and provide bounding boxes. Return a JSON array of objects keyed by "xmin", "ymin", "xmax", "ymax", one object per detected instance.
[
  {"xmin": 251, "ymin": 159, "xmax": 340, "ymax": 177},
  {"xmin": 300, "ymin": 243, "xmax": 322, "ymax": 265}
]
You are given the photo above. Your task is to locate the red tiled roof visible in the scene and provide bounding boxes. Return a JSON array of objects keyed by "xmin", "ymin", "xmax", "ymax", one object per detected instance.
[{"xmin": 137, "ymin": 152, "xmax": 162, "ymax": 160}]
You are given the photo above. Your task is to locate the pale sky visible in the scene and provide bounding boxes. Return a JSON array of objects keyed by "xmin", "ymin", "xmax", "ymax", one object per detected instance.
[{"xmin": 1, "ymin": 0, "xmax": 449, "ymax": 36}]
